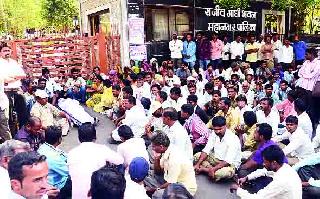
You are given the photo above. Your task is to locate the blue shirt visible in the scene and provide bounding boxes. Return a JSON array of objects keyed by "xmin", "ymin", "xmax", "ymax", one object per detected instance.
[
  {"xmin": 252, "ymin": 140, "xmax": 288, "ymax": 165},
  {"xmin": 38, "ymin": 143, "xmax": 69, "ymax": 189},
  {"xmin": 293, "ymin": 41, "xmax": 307, "ymax": 61},
  {"xmin": 182, "ymin": 41, "xmax": 196, "ymax": 62}
]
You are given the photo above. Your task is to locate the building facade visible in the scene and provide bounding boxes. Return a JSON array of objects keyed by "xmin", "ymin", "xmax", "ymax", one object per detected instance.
[{"xmin": 79, "ymin": 0, "xmax": 291, "ymax": 66}]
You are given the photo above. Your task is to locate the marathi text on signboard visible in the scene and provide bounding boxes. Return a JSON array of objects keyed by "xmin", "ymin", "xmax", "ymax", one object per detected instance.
[
  {"xmin": 198, "ymin": 5, "xmax": 258, "ymax": 33},
  {"xmin": 128, "ymin": 18, "xmax": 145, "ymax": 44},
  {"xmin": 129, "ymin": 45, "xmax": 147, "ymax": 61}
]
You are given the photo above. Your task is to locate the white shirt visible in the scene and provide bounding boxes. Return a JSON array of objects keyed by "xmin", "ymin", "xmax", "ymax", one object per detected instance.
[
  {"xmin": 162, "ymin": 97, "xmax": 186, "ymax": 112},
  {"xmin": 68, "ymin": 142, "xmax": 124, "ymax": 199},
  {"xmin": 297, "ymin": 112, "xmax": 313, "ymax": 139},
  {"xmin": 123, "ymin": 105, "xmax": 148, "ymax": 138},
  {"xmin": 230, "ymin": 41, "xmax": 244, "ymax": 60},
  {"xmin": 256, "ymin": 108, "xmax": 280, "ymax": 137},
  {"xmin": 274, "ymin": 128, "xmax": 314, "ymax": 160},
  {"xmin": 0, "ymin": 166, "xmax": 10, "ymax": 199},
  {"xmin": 237, "ymin": 164, "xmax": 302, "ymax": 199},
  {"xmin": 272, "ymin": 40, "xmax": 283, "ymax": 60},
  {"xmin": 165, "ymin": 121, "xmax": 193, "ymax": 161},
  {"xmin": 222, "ymin": 42, "xmax": 231, "ymax": 60},
  {"xmin": 236, "ymin": 105, "xmax": 253, "ymax": 124},
  {"xmin": 312, "ymin": 125, "xmax": 320, "ymax": 149},
  {"xmin": 239, "ymin": 90, "xmax": 255, "ymax": 108},
  {"xmin": 117, "ymin": 138, "xmax": 149, "ymax": 168},
  {"xmin": 279, "ymin": 45, "xmax": 293, "ymax": 64},
  {"xmin": 202, "ymin": 129, "xmax": 241, "ymax": 168},
  {"xmin": 214, "ymin": 86, "xmax": 228, "ymax": 97},
  {"xmin": 124, "ymin": 175, "xmax": 150, "ymax": 199},
  {"xmin": 0, "ymin": 58, "xmax": 26, "ymax": 89},
  {"xmin": 224, "ymin": 68, "xmax": 245, "ymax": 81},
  {"xmin": 169, "ymin": 39, "xmax": 183, "ymax": 59}
]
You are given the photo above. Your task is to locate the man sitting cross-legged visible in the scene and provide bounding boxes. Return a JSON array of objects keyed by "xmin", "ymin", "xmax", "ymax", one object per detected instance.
[
  {"xmin": 194, "ymin": 116, "xmax": 241, "ymax": 181},
  {"xmin": 230, "ymin": 145, "xmax": 302, "ymax": 199},
  {"xmin": 237, "ymin": 123, "xmax": 281, "ymax": 193}
]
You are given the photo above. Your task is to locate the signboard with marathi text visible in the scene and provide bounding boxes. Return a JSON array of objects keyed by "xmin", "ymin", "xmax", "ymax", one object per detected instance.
[
  {"xmin": 128, "ymin": 18, "xmax": 145, "ymax": 44},
  {"xmin": 129, "ymin": 45, "xmax": 147, "ymax": 61},
  {"xmin": 195, "ymin": 5, "xmax": 258, "ymax": 33}
]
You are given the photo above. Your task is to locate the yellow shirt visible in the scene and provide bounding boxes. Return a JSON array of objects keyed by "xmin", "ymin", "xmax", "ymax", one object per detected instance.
[
  {"xmin": 30, "ymin": 102, "xmax": 61, "ymax": 127},
  {"xmin": 207, "ymin": 108, "xmax": 241, "ymax": 133},
  {"xmin": 245, "ymin": 42, "xmax": 259, "ymax": 63},
  {"xmin": 243, "ymin": 124, "xmax": 257, "ymax": 151},
  {"xmin": 160, "ymin": 145, "xmax": 197, "ymax": 195}
]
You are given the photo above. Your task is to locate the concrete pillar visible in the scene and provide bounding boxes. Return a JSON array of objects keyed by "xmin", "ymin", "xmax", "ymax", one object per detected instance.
[{"xmin": 119, "ymin": 0, "xmax": 130, "ymax": 67}]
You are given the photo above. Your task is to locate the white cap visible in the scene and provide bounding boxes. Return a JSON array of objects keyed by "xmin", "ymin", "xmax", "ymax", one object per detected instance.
[
  {"xmin": 246, "ymin": 70, "xmax": 254, "ymax": 76},
  {"xmin": 173, "ymin": 78, "xmax": 181, "ymax": 86},
  {"xmin": 34, "ymin": 89, "xmax": 49, "ymax": 98},
  {"xmin": 187, "ymin": 76, "xmax": 196, "ymax": 81}
]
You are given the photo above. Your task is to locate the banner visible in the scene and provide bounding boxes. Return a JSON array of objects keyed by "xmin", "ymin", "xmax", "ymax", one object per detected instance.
[
  {"xmin": 129, "ymin": 45, "xmax": 147, "ymax": 61},
  {"xmin": 195, "ymin": 5, "xmax": 258, "ymax": 33},
  {"xmin": 128, "ymin": 18, "xmax": 145, "ymax": 44}
]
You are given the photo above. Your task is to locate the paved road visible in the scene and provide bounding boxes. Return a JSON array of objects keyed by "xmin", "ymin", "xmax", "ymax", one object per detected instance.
[{"xmin": 60, "ymin": 108, "xmax": 238, "ymax": 199}]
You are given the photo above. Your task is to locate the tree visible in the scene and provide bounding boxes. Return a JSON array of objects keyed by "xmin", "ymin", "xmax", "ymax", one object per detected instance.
[
  {"xmin": 41, "ymin": 0, "xmax": 78, "ymax": 31},
  {"xmin": 215, "ymin": 0, "xmax": 249, "ymax": 8},
  {"xmin": 0, "ymin": 0, "xmax": 45, "ymax": 36}
]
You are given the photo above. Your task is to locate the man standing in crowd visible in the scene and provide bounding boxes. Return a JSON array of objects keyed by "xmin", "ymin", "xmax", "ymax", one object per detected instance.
[
  {"xmin": 169, "ymin": 32, "xmax": 183, "ymax": 69},
  {"xmin": 279, "ymin": 37, "xmax": 294, "ymax": 71},
  {"xmin": 230, "ymin": 35, "xmax": 244, "ymax": 61},
  {"xmin": 182, "ymin": 33, "xmax": 196, "ymax": 71},
  {"xmin": 0, "ymin": 41, "xmax": 28, "ymax": 136},
  {"xmin": 199, "ymin": 33, "xmax": 211, "ymax": 70},
  {"xmin": 293, "ymin": 34, "xmax": 307, "ymax": 66},
  {"xmin": 245, "ymin": 34, "xmax": 259, "ymax": 73},
  {"xmin": 296, "ymin": 48, "xmax": 320, "ymax": 126},
  {"xmin": 210, "ymin": 33, "xmax": 223, "ymax": 69}
]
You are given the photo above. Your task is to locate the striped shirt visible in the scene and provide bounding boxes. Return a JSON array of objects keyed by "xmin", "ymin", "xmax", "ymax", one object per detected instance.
[{"xmin": 184, "ymin": 114, "xmax": 211, "ymax": 146}]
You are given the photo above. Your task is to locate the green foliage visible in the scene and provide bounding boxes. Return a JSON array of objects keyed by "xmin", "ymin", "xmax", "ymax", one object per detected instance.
[
  {"xmin": 0, "ymin": 0, "xmax": 45, "ymax": 36},
  {"xmin": 0, "ymin": 0, "xmax": 78, "ymax": 37},
  {"xmin": 215, "ymin": 0, "xmax": 250, "ymax": 9},
  {"xmin": 41, "ymin": 0, "xmax": 78, "ymax": 29}
]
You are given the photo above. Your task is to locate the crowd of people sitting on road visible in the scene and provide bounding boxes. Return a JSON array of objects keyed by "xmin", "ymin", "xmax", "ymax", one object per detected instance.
[{"xmin": 1, "ymin": 31, "xmax": 320, "ymax": 199}]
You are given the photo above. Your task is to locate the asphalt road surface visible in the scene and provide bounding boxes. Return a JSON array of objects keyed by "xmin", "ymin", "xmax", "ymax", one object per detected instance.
[{"xmin": 60, "ymin": 107, "xmax": 238, "ymax": 199}]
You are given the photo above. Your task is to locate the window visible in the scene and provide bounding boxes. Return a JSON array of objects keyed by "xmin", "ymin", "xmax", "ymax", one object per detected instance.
[
  {"xmin": 145, "ymin": 7, "xmax": 193, "ymax": 41},
  {"xmin": 175, "ymin": 12, "xmax": 190, "ymax": 36},
  {"xmin": 152, "ymin": 9, "xmax": 169, "ymax": 41}
]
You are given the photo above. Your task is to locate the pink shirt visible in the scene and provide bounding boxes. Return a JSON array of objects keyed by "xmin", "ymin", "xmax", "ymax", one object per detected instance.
[
  {"xmin": 275, "ymin": 99, "xmax": 297, "ymax": 119},
  {"xmin": 298, "ymin": 59, "xmax": 320, "ymax": 91},
  {"xmin": 210, "ymin": 39, "xmax": 224, "ymax": 60},
  {"xmin": 68, "ymin": 142, "xmax": 124, "ymax": 199}
]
